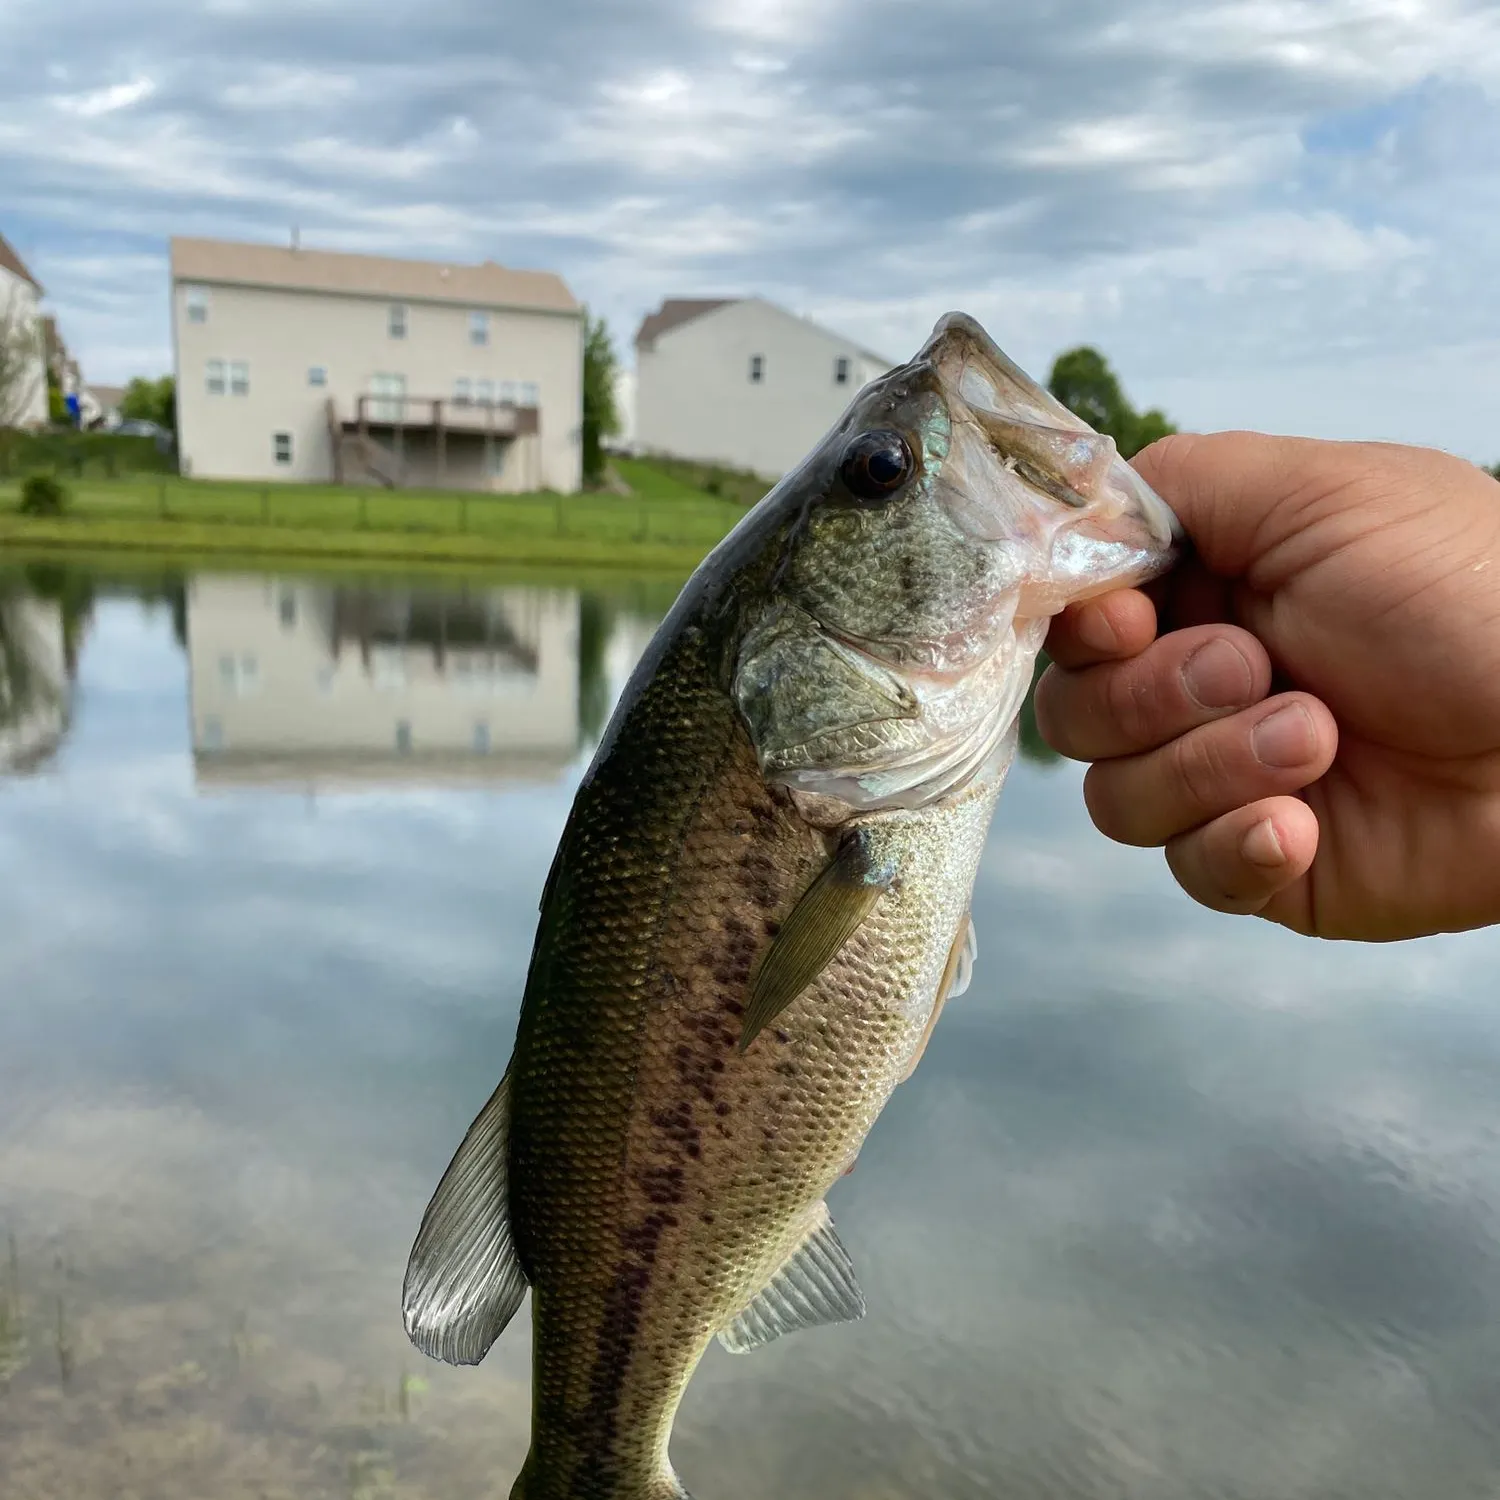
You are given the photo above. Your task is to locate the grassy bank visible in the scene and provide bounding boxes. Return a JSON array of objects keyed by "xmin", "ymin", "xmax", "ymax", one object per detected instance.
[{"xmin": 0, "ymin": 458, "xmax": 748, "ymax": 573}]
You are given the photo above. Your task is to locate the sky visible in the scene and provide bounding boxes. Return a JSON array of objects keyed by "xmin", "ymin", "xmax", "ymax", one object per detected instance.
[{"xmin": 1, "ymin": 0, "xmax": 1498, "ymax": 462}]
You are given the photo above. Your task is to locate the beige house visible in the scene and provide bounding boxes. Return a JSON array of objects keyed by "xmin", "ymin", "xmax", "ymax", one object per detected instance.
[
  {"xmin": 633, "ymin": 297, "xmax": 892, "ymax": 479},
  {"xmin": 186, "ymin": 575, "xmax": 587, "ymax": 791},
  {"xmin": 170, "ymin": 237, "xmax": 585, "ymax": 492},
  {"xmin": 0, "ymin": 233, "xmax": 48, "ymax": 430}
]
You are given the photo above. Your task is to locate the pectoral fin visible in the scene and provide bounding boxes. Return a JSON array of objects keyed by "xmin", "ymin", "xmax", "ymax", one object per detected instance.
[
  {"xmin": 717, "ymin": 1201, "xmax": 866, "ymax": 1354},
  {"xmin": 402, "ymin": 1071, "xmax": 529, "ymax": 1367},
  {"xmin": 738, "ymin": 833, "xmax": 894, "ymax": 1053}
]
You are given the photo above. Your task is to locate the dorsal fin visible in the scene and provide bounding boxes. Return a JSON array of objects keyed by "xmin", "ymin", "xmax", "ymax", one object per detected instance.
[
  {"xmin": 716, "ymin": 1201, "xmax": 866, "ymax": 1354},
  {"xmin": 402, "ymin": 1072, "xmax": 529, "ymax": 1366}
]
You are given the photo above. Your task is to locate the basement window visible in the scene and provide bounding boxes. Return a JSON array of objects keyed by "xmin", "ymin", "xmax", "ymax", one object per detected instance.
[
  {"xmin": 749, "ymin": 354, "xmax": 764, "ymax": 383},
  {"xmin": 273, "ymin": 432, "xmax": 293, "ymax": 466}
]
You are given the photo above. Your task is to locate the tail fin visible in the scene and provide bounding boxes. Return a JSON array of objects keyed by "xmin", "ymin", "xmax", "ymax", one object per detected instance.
[{"xmin": 508, "ymin": 1453, "xmax": 692, "ymax": 1499}]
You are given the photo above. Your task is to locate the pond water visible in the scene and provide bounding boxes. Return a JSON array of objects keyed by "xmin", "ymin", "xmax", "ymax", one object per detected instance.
[{"xmin": 4, "ymin": 558, "xmax": 1500, "ymax": 1500}]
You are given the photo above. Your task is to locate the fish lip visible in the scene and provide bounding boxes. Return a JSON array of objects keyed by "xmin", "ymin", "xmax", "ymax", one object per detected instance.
[{"xmin": 919, "ymin": 311, "xmax": 1184, "ymax": 550}]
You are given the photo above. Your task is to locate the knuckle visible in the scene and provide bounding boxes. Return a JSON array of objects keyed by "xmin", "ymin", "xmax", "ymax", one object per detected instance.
[
  {"xmin": 1167, "ymin": 727, "xmax": 1234, "ymax": 815},
  {"xmin": 1101, "ymin": 659, "xmax": 1159, "ymax": 748}
]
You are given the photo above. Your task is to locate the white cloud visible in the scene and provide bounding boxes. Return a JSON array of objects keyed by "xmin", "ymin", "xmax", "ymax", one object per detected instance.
[{"xmin": 51, "ymin": 75, "xmax": 155, "ymax": 117}]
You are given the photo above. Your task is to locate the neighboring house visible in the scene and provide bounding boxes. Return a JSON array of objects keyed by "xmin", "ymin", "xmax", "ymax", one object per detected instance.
[
  {"xmin": 185, "ymin": 576, "xmax": 588, "ymax": 791},
  {"xmin": 83, "ymin": 382, "xmax": 126, "ymax": 429},
  {"xmin": 0, "ymin": 594, "xmax": 71, "ymax": 773},
  {"xmin": 0, "ymin": 233, "xmax": 48, "ymax": 430},
  {"xmin": 170, "ymin": 237, "xmax": 585, "ymax": 493},
  {"xmin": 633, "ymin": 297, "xmax": 892, "ymax": 479}
]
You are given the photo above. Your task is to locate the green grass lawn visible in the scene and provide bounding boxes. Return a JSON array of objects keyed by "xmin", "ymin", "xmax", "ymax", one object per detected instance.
[{"xmin": 0, "ymin": 458, "xmax": 754, "ymax": 571}]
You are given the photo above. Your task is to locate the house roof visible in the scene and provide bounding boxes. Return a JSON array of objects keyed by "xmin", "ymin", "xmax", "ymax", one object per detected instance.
[
  {"xmin": 0, "ymin": 234, "xmax": 42, "ymax": 293},
  {"xmin": 169, "ymin": 237, "xmax": 580, "ymax": 315},
  {"xmin": 635, "ymin": 298, "xmax": 737, "ymax": 350},
  {"xmin": 88, "ymin": 383, "xmax": 126, "ymax": 408},
  {"xmin": 634, "ymin": 294, "xmax": 891, "ymax": 365}
]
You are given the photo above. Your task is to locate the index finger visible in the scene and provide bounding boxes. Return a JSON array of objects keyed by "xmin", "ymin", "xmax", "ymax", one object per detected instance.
[{"xmin": 1045, "ymin": 587, "xmax": 1158, "ymax": 670}]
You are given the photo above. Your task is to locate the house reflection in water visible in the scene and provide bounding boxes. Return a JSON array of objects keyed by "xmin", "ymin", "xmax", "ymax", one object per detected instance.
[
  {"xmin": 0, "ymin": 593, "xmax": 71, "ymax": 774},
  {"xmin": 187, "ymin": 577, "xmax": 590, "ymax": 791}
]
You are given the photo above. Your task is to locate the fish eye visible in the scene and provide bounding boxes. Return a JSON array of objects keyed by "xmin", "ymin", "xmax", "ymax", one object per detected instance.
[{"xmin": 839, "ymin": 429, "xmax": 914, "ymax": 503}]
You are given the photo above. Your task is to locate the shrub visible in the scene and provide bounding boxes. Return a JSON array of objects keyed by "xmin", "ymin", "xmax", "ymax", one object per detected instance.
[{"xmin": 18, "ymin": 471, "xmax": 70, "ymax": 516}]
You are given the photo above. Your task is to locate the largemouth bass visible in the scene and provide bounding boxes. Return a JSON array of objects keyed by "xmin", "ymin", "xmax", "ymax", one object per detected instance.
[{"xmin": 403, "ymin": 313, "xmax": 1180, "ymax": 1499}]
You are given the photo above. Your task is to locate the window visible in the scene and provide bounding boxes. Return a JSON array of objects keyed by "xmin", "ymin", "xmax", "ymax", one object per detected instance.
[
  {"xmin": 205, "ymin": 359, "xmax": 226, "ymax": 395},
  {"xmin": 229, "ymin": 360, "xmax": 250, "ymax": 396},
  {"xmin": 218, "ymin": 653, "xmax": 259, "ymax": 695},
  {"xmin": 469, "ymin": 311, "xmax": 489, "ymax": 346},
  {"xmin": 518, "ymin": 380, "xmax": 539, "ymax": 406},
  {"xmin": 749, "ymin": 354, "xmax": 764, "ymax": 383},
  {"xmin": 184, "ymin": 286, "xmax": 209, "ymax": 323},
  {"xmin": 273, "ymin": 432, "xmax": 293, "ymax": 466},
  {"xmin": 834, "ymin": 356, "xmax": 850, "ymax": 385},
  {"xmin": 475, "ymin": 378, "xmax": 494, "ymax": 407},
  {"xmin": 201, "ymin": 716, "xmax": 223, "ymax": 750},
  {"xmin": 395, "ymin": 720, "xmax": 412, "ymax": 754},
  {"xmin": 453, "ymin": 377, "xmax": 472, "ymax": 406},
  {"xmin": 279, "ymin": 592, "xmax": 297, "ymax": 628},
  {"xmin": 308, "ymin": 366, "xmax": 327, "ymax": 387},
  {"xmin": 473, "ymin": 720, "xmax": 491, "ymax": 753},
  {"xmin": 388, "ymin": 303, "xmax": 408, "ymax": 339}
]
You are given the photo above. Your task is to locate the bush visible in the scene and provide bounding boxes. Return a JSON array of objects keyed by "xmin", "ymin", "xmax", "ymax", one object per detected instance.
[
  {"xmin": 18, "ymin": 471, "xmax": 70, "ymax": 516},
  {"xmin": 0, "ymin": 428, "xmax": 174, "ymax": 480}
]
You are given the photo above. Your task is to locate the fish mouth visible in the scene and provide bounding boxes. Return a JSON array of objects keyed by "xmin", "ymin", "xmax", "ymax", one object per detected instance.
[{"xmin": 916, "ymin": 311, "xmax": 1183, "ymax": 553}]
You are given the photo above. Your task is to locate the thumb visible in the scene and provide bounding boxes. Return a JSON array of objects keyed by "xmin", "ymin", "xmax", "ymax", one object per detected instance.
[{"xmin": 1129, "ymin": 430, "xmax": 1358, "ymax": 578}]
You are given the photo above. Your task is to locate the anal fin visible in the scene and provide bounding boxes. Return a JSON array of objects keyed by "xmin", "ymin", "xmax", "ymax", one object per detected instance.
[
  {"xmin": 716, "ymin": 1201, "xmax": 866, "ymax": 1354},
  {"xmin": 403, "ymin": 1071, "xmax": 529, "ymax": 1366}
]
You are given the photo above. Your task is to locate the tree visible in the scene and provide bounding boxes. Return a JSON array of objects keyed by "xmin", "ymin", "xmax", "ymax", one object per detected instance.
[
  {"xmin": 120, "ymin": 374, "xmax": 176, "ymax": 433},
  {"xmin": 1046, "ymin": 346, "xmax": 1176, "ymax": 460},
  {"xmin": 0, "ymin": 285, "xmax": 43, "ymax": 430},
  {"xmin": 581, "ymin": 311, "xmax": 620, "ymax": 487}
]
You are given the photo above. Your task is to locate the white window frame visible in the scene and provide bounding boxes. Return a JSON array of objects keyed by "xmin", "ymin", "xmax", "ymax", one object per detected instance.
[
  {"xmin": 518, "ymin": 380, "xmax": 539, "ymax": 406},
  {"xmin": 454, "ymin": 377, "xmax": 472, "ymax": 406},
  {"xmin": 469, "ymin": 310, "xmax": 489, "ymax": 346},
  {"xmin": 388, "ymin": 303, "xmax": 408, "ymax": 340},
  {"xmin": 205, "ymin": 358, "xmax": 226, "ymax": 395},
  {"xmin": 228, "ymin": 360, "xmax": 250, "ymax": 396},
  {"xmin": 308, "ymin": 366, "xmax": 328, "ymax": 387},
  {"xmin": 184, "ymin": 286, "xmax": 209, "ymax": 323},
  {"xmin": 475, "ymin": 378, "xmax": 494, "ymax": 407},
  {"xmin": 273, "ymin": 432, "xmax": 293, "ymax": 466}
]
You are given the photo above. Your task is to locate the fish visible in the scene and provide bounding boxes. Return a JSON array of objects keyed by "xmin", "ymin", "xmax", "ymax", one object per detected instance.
[{"xmin": 401, "ymin": 312, "xmax": 1181, "ymax": 1500}]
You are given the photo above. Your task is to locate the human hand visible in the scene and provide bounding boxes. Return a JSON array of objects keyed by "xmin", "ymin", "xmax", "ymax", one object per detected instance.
[{"xmin": 1035, "ymin": 432, "xmax": 1500, "ymax": 941}]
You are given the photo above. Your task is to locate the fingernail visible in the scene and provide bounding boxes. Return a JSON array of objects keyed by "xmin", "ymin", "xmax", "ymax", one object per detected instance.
[
  {"xmin": 1241, "ymin": 818, "xmax": 1286, "ymax": 868},
  {"xmin": 1181, "ymin": 639, "xmax": 1253, "ymax": 709},
  {"xmin": 1076, "ymin": 605, "xmax": 1117, "ymax": 653},
  {"xmin": 1252, "ymin": 703, "xmax": 1316, "ymax": 768}
]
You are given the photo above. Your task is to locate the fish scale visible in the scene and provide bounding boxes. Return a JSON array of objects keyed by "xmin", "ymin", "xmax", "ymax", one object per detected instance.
[{"xmin": 401, "ymin": 312, "xmax": 1180, "ymax": 1500}]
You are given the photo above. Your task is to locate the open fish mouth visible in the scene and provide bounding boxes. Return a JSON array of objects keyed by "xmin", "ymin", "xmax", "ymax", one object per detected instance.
[{"xmin": 920, "ymin": 311, "xmax": 1182, "ymax": 559}]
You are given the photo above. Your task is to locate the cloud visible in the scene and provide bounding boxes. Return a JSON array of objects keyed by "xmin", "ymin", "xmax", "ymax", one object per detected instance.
[{"xmin": 0, "ymin": 0, "xmax": 1498, "ymax": 459}]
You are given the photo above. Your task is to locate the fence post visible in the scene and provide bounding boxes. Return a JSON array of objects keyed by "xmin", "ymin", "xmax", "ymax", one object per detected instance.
[{"xmin": 555, "ymin": 492, "xmax": 565, "ymax": 537}]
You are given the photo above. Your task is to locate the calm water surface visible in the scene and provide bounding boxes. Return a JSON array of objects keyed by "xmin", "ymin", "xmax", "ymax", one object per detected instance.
[{"xmin": 4, "ymin": 559, "xmax": 1500, "ymax": 1499}]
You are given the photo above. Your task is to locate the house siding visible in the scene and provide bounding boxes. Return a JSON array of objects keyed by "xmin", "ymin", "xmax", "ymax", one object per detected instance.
[
  {"xmin": 635, "ymin": 299, "xmax": 891, "ymax": 478},
  {"xmin": 172, "ymin": 279, "xmax": 583, "ymax": 492},
  {"xmin": 0, "ymin": 269, "xmax": 48, "ymax": 430}
]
